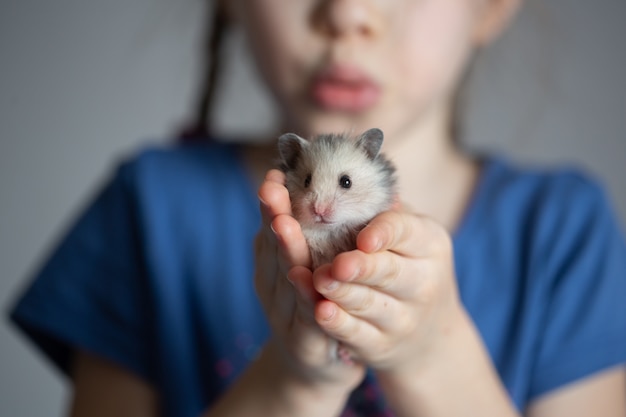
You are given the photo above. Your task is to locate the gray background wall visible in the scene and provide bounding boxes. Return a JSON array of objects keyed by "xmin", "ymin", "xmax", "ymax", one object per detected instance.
[{"xmin": 1, "ymin": 0, "xmax": 624, "ymax": 415}]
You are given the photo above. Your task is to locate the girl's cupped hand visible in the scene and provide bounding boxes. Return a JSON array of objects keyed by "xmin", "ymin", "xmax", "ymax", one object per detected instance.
[
  {"xmin": 311, "ymin": 206, "xmax": 466, "ymax": 380},
  {"xmin": 255, "ymin": 169, "xmax": 366, "ymax": 396}
]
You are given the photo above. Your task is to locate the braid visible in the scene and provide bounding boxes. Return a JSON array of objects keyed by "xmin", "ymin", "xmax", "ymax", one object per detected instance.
[{"xmin": 179, "ymin": 1, "xmax": 229, "ymax": 141}]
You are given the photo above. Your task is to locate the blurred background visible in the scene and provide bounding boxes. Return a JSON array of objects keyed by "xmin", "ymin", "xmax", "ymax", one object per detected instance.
[{"xmin": 1, "ymin": 0, "xmax": 624, "ymax": 415}]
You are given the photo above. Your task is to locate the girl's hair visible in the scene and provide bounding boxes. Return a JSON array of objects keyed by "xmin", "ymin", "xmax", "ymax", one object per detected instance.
[{"xmin": 178, "ymin": 1, "xmax": 229, "ymax": 141}]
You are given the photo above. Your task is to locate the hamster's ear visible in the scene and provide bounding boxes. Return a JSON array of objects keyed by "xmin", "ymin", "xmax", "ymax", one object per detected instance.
[
  {"xmin": 278, "ymin": 133, "xmax": 308, "ymax": 170},
  {"xmin": 357, "ymin": 128, "xmax": 384, "ymax": 160}
]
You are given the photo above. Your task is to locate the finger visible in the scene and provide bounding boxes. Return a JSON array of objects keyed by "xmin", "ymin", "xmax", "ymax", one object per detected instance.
[
  {"xmin": 329, "ymin": 250, "xmax": 420, "ymax": 298},
  {"xmin": 315, "ymin": 299, "xmax": 381, "ymax": 354},
  {"xmin": 284, "ymin": 267, "xmax": 344, "ymax": 367},
  {"xmin": 253, "ymin": 232, "xmax": 277, "ymax": 300},
  {"xmin": 257, "ymin": 169, "xmax": 311, "ymax": 268},
  {"xmin": 357, "ymin": 211, "xmax": 452, "ymax": 258},
  {"xmin": 254, "ymin": 230, "xmax": 295, "ymax": 327},
  {"xmin": 256, "ymin": 272, "xmax": 296, "ymax": 333},
  {"xmin": 288, "ymin": 266, "xmax": 321, "ymax": 309},
  {"xmin": 265, "ymin": 168, "xmax": 286, "ymax": 184},
  {"xmin": 272, "ymin": 214, "xmax": 311, "ymax": 268},
  {"xmin": 289, "ymin": 265, "xmax": 331, "ymax": 339},
  {"xmin": 258, "ymin": 170, "xmax": 290, "ymax": 227},
  {"xmin": 313, "ymin": 263, "xmax": 401, "ymax": 329},
  {"xmin": 255, "ymin": 245, "xmax": 331, "ymax": 366},
  {"xmin": 268, "ymin": 264, "xmax": 297, "ymax": 330}
]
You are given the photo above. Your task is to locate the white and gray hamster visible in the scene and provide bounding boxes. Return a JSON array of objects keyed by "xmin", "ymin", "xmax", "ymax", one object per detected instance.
[{"xmin": 278, "ymin": 128, "xmax": 397, "ymax": 269}]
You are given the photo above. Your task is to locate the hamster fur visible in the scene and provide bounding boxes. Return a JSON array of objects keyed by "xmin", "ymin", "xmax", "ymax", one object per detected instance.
[
  {"xmin": 277, "ymin": 128, "xmax": 397, "ymax": 364},
  {"xmin": 278, "ymin": 128, "xmax": 397, "ymax": 269}
]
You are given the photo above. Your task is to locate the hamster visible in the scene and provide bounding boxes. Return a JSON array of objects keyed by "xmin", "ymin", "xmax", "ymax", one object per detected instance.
[
  {"xmin": 278, "ymin": 127, "xmax": 397, "ymax": 269},
  {"xmin": 277, "ymin": 128, "xmax": 397, "ymax": 364}
]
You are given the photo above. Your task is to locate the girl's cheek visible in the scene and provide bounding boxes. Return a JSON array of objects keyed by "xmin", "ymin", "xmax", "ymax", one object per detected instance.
[
  {"xmin": 394, "ymin": 3, "xmax": 476, "ymax": 99},
  {"xmin": 240, "ymin": 6, "xmax": 320, "ymax": 90}
]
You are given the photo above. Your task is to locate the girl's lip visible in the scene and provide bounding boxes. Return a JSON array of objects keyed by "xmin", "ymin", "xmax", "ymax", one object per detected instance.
[{"xmin": 309, "ymin": 65, "xmax": 381, "ymax": 113}]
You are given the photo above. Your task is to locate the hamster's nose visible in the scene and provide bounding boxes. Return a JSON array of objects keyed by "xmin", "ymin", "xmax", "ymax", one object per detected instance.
[
  {"xmin": 313, "ymin": 0, "xmax": 384, "ymax": 39},
  {"xmin": 312, "ymin": 202, "xmax": 333, "ymax": 219}
]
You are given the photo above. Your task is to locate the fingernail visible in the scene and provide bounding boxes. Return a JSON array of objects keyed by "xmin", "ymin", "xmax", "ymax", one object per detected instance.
[
  {"xmin": 326, "ymin": 280, "xmax": 338, "ymax": 291},
  {"xmin": 323, "ymin": 306, "xmax": 336, "ymax": 321},
  {"xmin": 349, "ymin": 267, "xmax": 360, "ymax": 282},
  {"xmin": 270, "ymin": 222, "xmax": 282, "ymax": 242},
  {"xmin": 286, "ymin": 274, "xmax": 295, "ymax": 286}
]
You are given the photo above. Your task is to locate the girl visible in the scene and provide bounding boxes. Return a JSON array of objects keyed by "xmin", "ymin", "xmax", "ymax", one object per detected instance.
[{"xmin": 10, "ymin": 0, "xmax": 626, "ymax": 416}]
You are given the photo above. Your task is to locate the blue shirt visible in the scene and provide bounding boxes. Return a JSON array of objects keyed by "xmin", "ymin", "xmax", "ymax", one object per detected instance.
[{"xmin": 9, "ymin": 141, "xmax": 626, "ymax": 416}]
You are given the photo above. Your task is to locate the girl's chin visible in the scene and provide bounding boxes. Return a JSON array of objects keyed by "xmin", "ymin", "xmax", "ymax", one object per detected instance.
[{"xmin": 285, "ymin": 108, "xmax": 381, "ymax": 137}]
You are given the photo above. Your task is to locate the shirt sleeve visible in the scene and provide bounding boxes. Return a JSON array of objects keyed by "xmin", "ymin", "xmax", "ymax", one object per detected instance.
[
  {"xmin": 528, "ymin": 173, "xmax": 626, "ymax": 399},
  {"xmin": 8, "ymin": 161, "xmax": 154, "ymax": 383}
]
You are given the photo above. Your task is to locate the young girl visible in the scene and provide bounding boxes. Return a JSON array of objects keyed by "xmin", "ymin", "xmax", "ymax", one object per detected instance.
[{"xmin": 10, "ymin": 0, "xmax": 626, "ymax": 416}]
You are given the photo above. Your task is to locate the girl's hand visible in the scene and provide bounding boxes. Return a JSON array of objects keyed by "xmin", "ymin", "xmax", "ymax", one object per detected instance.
[
  {"xmin": 254, "ymin": 169, "xmax": 366, "ymax": 395},
  {"xmin": 311, "ymin": 208, "xmax": 465, "ymax": 376}
]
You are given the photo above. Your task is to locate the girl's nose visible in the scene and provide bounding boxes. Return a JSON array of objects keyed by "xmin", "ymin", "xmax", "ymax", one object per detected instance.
[{"xmin": 314, "ymin": 0, "xmax": 384, "ymax": 39}]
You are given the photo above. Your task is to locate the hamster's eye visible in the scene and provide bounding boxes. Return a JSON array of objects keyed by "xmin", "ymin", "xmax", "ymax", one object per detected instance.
[
  {"xmin": 339, "ymin": 175, "xmax": 352, "ymax": 189},
  {"xmin": 304, "ymin": 174, "xmax": 312, "ymax": 188}
]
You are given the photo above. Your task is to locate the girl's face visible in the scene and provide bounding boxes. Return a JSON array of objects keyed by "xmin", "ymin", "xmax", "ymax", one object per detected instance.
[{"xmin": 230, "ymin": 0, "xmax": 515, "ymax": 140}]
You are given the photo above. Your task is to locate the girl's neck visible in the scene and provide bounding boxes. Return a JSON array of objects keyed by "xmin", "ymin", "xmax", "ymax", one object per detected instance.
[{"xmin": 382, "ymin": 104, "xmax": 479, "ymax": 232}]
